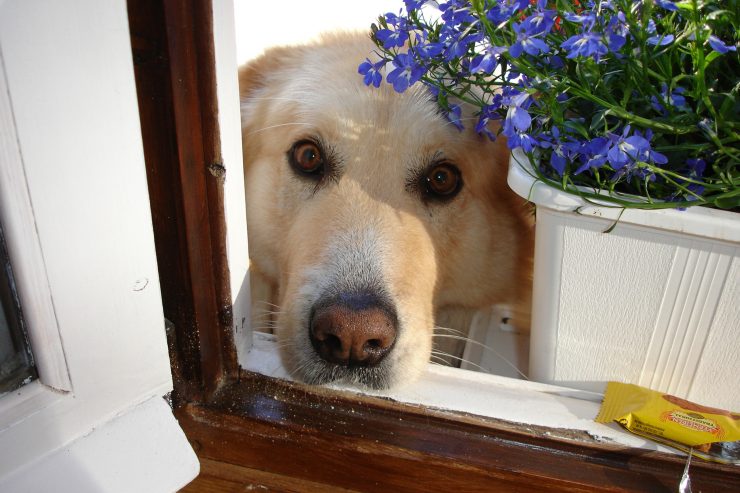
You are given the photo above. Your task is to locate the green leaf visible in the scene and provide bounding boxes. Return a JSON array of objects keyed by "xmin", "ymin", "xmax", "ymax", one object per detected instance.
[
  {"xmin": 711, "ymin": 187, "xmax": 740, "ymax": 209},
  {"xmin": 563, "ymin": 119, "xmax": 590, "ymax": 139},
  {"xmin": 589, "ymin": 110, "xmax": 607, "ymax": 133}
]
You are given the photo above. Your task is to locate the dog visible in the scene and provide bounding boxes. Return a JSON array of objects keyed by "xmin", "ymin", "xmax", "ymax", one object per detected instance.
[{"xmin": 239, "ymin": 32, "xmax": 533, "ymax": 389}]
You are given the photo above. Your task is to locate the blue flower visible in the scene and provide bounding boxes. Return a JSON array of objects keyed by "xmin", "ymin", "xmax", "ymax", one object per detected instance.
[
  {"xmin": 575, "ymin": 137, "xmax": 610, "ymax": 174},
  {"xmin": 502, "ymin": 91, "xmax": 537, "ymax": 151},
  {"xmin": 647, "ymin": 34, "xmax": 674, "ymax": 46},
  {"xmin": 561, "ymin": 31, "xmax": 608, "ymax": 60},
  {"xmin": 444, "ymin": 103, "xmax": 464, "ymax": 131},
  {"xmin": 376, "ymin": 13, "xmax": 409, "ymax": 49},
  {"xmin": 651, "ymin": 83, "xmax": 688, "ymax": 114},
  {"xmin": 606, "ymin": 127, "xmax": 649, "ymax": 170},
  {"xmin": 486, "ymin": 0, "xmax": 529, "ymax": 25},
  {"xmin": 504, "ymin": 92, "xmax": 532, "ymax": 132},
  {"xmin": 475, "ymin": 98, "xmax": 503, "ymax": 141},
  {"xmin": 655, "ymin": 0, "xmax": 679, "ymax": 11},
  {"xmin": 708, "ymin": 35, "xmax": 737, "ymax": 54},
  {"xmin": 538, "ymin": 128, "xmax": 578, "ymax": 176},
  {"xmin": 358, "ymin": 58, "xmax": 386, "ymax": 88},
  {"xmin": 386, "ymin": 53, "xmax": 425, "ymax": 93},
  {"xmin": 524, "ymin": 9, "xmax": 556, "ymax": 36},
  {"xmin": 469, "ymin": 45, "xmax": 507, "ymax": 74},
  {"xmin": 376, "ymin": 29, "xmax": 407, "ymax": 49},
  {"xmin": 564, "ymin": 12, "xmax": 596, "ymax": 31},
  {"xmin": 686, "ymin": 158, "xmax": 706, "ymax": 179},
  {"xmin": 404, "ymin": 0, "xmax": 429, "ymax": 12},
  {"xmin": 440, "ymin": 0, "xmax": 476, "ymax": 26},
  {"xmin": 509, "ymin": 21, "xmax": 550, "ymax": 58}
]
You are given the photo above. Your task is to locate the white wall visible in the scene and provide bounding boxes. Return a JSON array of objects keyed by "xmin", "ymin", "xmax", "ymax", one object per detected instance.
[{"xmin": 233, "ymin": 0, "xmax": 402, "ymax": 64}]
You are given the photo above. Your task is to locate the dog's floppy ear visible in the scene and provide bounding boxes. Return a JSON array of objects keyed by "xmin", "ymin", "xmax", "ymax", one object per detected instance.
[{"xmin": 238, "ymin": 45, "xmax": 304, "ymax": 100}]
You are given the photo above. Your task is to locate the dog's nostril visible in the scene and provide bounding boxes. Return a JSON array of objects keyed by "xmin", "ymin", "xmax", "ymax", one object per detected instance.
[
  {"xmin": 310, "ymin": 300, "xmax": 397, "ymax": 368},
  {"xmin": 365, "ymin": 339, "xmax": 382, "ymax": 350}
]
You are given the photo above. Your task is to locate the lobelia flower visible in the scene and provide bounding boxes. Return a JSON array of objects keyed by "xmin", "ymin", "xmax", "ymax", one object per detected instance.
[
  {"xmin": 509, "ymin": 20, "xmax": 550, "ymax": 58},
  {"xmin": 386, "ymin": 53, "xmax": 426, "ymax": 93},
  {"xmin": 362, "ymin": 0, "xmax": 739, "ymax": 209},
  {"xmin": 375, "ymin": 13, "xmax": 408, "ymax": 49},
  {"xmin": 606, "ymin": 126, "xmax": 650, "ymax": 170},
  {"xmin": 524, "ymin": 5, "xmax": 557, "ymax": 36},
  {"xmin": 444, "ymin": 103, "xmax": 464, "ymax": 130},
  {"xmin": 403, "ymin": 0, "xmax": 429, "ymax": 11},
  {"xmin": 655, "ymin": 0, "xmax": 678, "ymax": 11},
  {"xmin": 439, "ymin": 0, "xmax": 477, "ymax": 26},
  {"xmin": 502, "ymin": 91, "xmax": 538, "ymax": 152},
  {"xmin": 412, "ymin": 33, "xmax": 444, "ymax": 61},
  {"xmin": 441, "ymin": 27, "xmax": 483, "ymax": 61},
  {"xmin": 469, "ymin": 44, "xmax": 507, "ymax": 74},
  {"xmin": 486, "ymin": 0, "xmax": 529, "ymax": 25},
  {"xmin": 575, "ymin": 137, "xmax": 610, "ymax": 175},
  {"xmin": 358, "ymin": 58, "xmax": 386, "ymax": 88},
  {"xmin": 650, "ymin": 83, "xmax": 688, "ymax": 115},
  {"xmin": 538, "ymin": 128, "xmax": 580, "ymax": 176},
  {"xmin": 475, "ymin": 96, "xmax": 503, "ymax": 141},
  {"xmin": 708, "ymin": 35, "xmax": 737, "ymax": 54}
]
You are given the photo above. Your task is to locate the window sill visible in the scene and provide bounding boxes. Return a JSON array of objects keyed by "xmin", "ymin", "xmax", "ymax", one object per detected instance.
[
  {"xmin": 1, "ymin": 396, "xmax": 198, "ymax": 492},
  {"xmin": 243, "ymin": 332, "xmax": 674, "ymax": 455}
]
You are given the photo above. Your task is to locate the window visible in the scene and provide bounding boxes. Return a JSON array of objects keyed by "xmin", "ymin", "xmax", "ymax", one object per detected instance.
[
  {"xmin": 132, "ymin": 1, "xmax": 739, "ymax": 491},
  {"xmin": 0, "ymin": 223, "xmax": 36, "ymax": 395}
]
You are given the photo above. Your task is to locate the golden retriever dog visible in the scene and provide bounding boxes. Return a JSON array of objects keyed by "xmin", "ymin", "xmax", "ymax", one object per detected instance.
[{"xmin": 239, "ymin": 32, "xmax": 533, "ymax": 389}]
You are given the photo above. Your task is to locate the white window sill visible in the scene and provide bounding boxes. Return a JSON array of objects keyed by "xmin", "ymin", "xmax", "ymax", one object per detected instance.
[
  {"xmin": 1, "ymin": 396, "xmax": 199, "ymax": 492},
  {"xmin": 244, "ymin": 331, "xmax": 678, "ymax": 456}
]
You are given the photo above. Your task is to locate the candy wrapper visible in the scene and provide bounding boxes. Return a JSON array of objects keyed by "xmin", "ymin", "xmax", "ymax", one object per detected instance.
[{"xmin": 596, "ymin": 382, "xmax": 740, "ymax": 465}]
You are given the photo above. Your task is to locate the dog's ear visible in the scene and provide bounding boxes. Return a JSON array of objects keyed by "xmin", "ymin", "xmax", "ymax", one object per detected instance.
[{"xmin": 238, "ymin": 45, "xmax": 302, "ymax": 100}]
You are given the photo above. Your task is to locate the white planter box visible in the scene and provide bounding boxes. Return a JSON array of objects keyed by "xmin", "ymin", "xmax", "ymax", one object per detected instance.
[{"xmin": 507, "ymin": 150, "xmax": 740, "ymax": 411}]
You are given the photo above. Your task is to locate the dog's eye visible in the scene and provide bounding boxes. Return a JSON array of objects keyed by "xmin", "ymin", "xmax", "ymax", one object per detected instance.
[
  {"xmin": 423, "ymin": 163, "xmax": 462, "ymax": 200},
  {"xmin": 289, "ymin": 140, "xmax": 325, "ymax": 176}
]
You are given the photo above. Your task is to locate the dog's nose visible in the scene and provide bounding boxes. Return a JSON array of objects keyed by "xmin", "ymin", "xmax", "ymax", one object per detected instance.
[{"xmin": 310, "ymin": 298, "xmax": 396, "ymax": 367}]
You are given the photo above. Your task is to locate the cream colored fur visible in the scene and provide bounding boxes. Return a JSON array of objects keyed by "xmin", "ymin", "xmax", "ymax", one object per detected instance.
[{"xmin": 240, "ymin": 32, "xmax": 533, "ymax": 389}]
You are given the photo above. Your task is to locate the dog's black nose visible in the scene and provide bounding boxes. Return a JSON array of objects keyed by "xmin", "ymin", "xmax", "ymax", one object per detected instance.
[{"xmin": 310, "ymin": 295, "xmax": 396, "ymax": 368}]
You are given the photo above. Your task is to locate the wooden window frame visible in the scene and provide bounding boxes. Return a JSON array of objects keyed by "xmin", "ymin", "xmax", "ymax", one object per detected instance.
[{"xmin": 128, "ymin": 1, "xmax": 740, "ymax": 490}]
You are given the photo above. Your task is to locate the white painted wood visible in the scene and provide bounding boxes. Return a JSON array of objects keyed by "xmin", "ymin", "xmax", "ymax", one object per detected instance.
[
  {"xmin": 0, "ymin": 52, "xmax": 71, "ymax": 392},
  {"xmin": 0, "ymin": 0, "xmax": 198, "ymax": 489},
  {"xmin": 1, "ymin": 396, "xmax": 199, "ymax": 493},
  {"xmin": 214, "ymin": 0, "xmax": 253, "ymax": 361}
]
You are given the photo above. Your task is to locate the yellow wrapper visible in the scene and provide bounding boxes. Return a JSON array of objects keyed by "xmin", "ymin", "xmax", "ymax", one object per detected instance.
[{"xmin": 596, "ymin": 382, "xmax": 740, "ymax": 464}]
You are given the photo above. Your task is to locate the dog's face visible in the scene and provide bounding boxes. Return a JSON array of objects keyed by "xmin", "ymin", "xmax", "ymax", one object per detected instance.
[{"xmin": 240, "ymin": 33, "xmax": 532, "ymax": 389}]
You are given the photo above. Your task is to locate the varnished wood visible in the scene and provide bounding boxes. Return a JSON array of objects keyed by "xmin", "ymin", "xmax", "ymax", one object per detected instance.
[
  {"xmin": 128, "ymin": 0, "xmax": 236, "ymax": 401},
  {"xmin": 175, "ymin": 372, "xmax": 740, "ymax": 493},
  {"xmin": 181, "ymin": 458, "xmax": 359, "ymax": 493}
]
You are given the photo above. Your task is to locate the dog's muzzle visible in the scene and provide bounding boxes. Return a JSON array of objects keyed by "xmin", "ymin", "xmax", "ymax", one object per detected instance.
[{"xmin": 309, "ymin": 292, "xmax": 397, "ymax": 368}]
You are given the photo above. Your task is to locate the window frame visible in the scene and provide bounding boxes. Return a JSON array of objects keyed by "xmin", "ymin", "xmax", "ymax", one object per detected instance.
[
  {"xmin": 132, "ymin": 0, "xmax": 740, "ymax": 491},
  {"xmin": 0, "ymin": 0, "xmax": 198, "ymax": 489}
]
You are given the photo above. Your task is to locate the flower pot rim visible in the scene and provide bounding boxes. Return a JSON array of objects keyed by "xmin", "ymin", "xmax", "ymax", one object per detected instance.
[{"xmin": 507, "ymin": 149, "xmax": 740, "ymax": 244}]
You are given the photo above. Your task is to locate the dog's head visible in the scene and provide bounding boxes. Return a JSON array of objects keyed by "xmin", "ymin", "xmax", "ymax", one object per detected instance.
[{"xmin": 240, "ymin": 33, "xmax": 532, "ymax": 389}]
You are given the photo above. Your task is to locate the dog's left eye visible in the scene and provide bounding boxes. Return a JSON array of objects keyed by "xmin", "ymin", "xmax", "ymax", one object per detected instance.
[
  {"xmin": 289, "ymin": 140, "xmax": 325, "ymax": 176},
  {"xmin": 422, "ymin": 163, "xmax": 462, "ymax": 200}
]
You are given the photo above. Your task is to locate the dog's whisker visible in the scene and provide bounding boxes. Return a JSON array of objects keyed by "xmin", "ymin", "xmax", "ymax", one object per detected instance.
[
  {"xmin": 255, "ymin": 300, "xmax": 283, "ymax": 309},
  {"xmin": 432, "ymin": 334, "xmax": 529, "ymax": 380},
  {"xmin": 247, "ymin": 121, "xmax": 313, "ymax": 136},
  {"xmin": 434, "ymin": 352, "xmax": 494, "ymax": 374},
  {"xmin": 429, "ymin": 356, "xmax": 452, "ymax": 367},
  {"xmin": 433, "ymin": 325, "xmax": 468, "ymax": 337},
  {"xmin": 242, "ymin": 96, "xmax": 306, "ymax": 104}
]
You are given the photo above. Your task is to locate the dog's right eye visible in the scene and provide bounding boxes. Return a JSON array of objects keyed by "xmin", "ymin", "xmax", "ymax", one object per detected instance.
[{"xmin": 289, "ymin": 140, "xmax": 325, "ymax": 177}]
